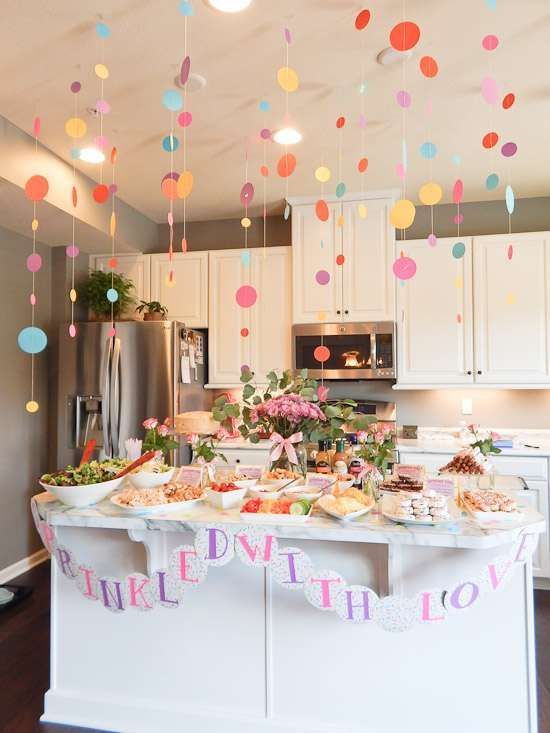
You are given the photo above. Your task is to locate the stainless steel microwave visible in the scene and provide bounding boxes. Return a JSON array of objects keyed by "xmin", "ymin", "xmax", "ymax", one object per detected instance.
[{"xmin": 292, "ymin": 322, "xmax": 396, "ymax": 380}]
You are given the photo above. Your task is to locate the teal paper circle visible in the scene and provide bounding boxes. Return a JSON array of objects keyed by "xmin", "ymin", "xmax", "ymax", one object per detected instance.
[
  {"xmin": 241, "ymin": 250, "xmax": 251, "ymax": 267},
  {"xmin": 335, "ymin": 182, "xmax": 346, "ymax": 198},
  {"xmin": 162, "ymin": 90, "xmax": 183, "ymax": 112},
  {"xmin": 420, "ymin": 142, "xmax": 437, "ymax": 160},
  {"xmin": 106, "ymin": 288, "xmax": 119, "ymax": 303},
  {"xmin": 18, "ymin": 326, "xmax": 47, "ymax": 354},
  {"xmin": 452, "ymin": 242, "xmax": 466, "ymax": 259},
  {"xmin": 179, "ymin": 1, "xmax": 194, "ymax": 15},
  {"xmin": 95, "ymin": 22, "xmax": 111, "ymax": 39},
  {"xmin": 486, "ymin": 173, "xmax": 499, "ymax": 191},
  {"xmin": 162, "ymin": 135, "xmax": 179, "ymax": 152}
]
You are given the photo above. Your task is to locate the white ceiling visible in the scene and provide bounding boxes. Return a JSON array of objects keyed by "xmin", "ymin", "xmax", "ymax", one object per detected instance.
[{"xmin": 0, "ymin": 0, "xmax": 548, "ymax": 223}]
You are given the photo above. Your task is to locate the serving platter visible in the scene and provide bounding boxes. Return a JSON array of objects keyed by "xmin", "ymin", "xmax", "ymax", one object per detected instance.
[{"xmin": 110, "ymin": 494, "xmax": 205, "ymax": 514}]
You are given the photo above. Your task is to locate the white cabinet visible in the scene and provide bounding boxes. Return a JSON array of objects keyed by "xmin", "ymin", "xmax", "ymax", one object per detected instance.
[
  {"xmin": 91, "ymin": 253, "xmax": 150, "ymax": 303},
  {"xmin": 396, "ymin": 237, "xmax": 474, "ymax": 385},
  {"xmin": 290, "ymin": 193, "xmax": 395, "ymax": 324},
  {"xmin": 208, "ymin": 247, "xmax": 292, "ymax": 386},
  {"xmin": 150, "ymin": 252, "xmax": 208, "ymax": 327},
  {"xmin": 218, "ymin": 448, "xmax": 270, "ymax": 467},
  {"xmin": 515, "ymin": 481, "xmax": 550, "ymax": 578},
  {"xmin": 473, "ymin": 233, "xmax": 550, "ymax": 384}
]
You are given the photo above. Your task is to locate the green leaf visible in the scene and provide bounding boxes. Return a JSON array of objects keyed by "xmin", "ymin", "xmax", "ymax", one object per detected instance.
[
  {"xmin": 266, "ymin": 370, "xmax": 278, "ymax": 384},
  {"xmin": 249, "ymin": 432, "xmax": 260, "ymax": 444},
  {"xmin": 300, "ymin": 368, "xmax": 308, "ymax": 379},
  {"xmin": 242, "ymin": 384, "xmax": 255, "ymax": 400},
  {"xmin": 212, "ymin": 409, "xmax": 225, "ymax": 423},
  {"xmin": 300, "ymin": 387, "xmax": 315, "ymax": 400},
  {"xmin": 213, "ymin": 395, "xmax": 228, "ymax": 407},
  {"xmin": 240, "ymin": 370, "xmax": 253, "ymax": 383},
  {"xmin": 252, "ymin": 396, "xmax": 262, "ymax": 405},
  {"xmin": 225, "ymin": 403, "xmax": 240, "ymax": 418},
  {"xmin": 324, "ymin": 405, "xmax": 340, "ymax": 418}
]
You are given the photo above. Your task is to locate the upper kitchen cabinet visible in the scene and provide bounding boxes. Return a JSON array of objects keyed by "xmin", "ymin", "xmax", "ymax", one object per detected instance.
[
  {"xmin": 289, "ymin": 192, "xmax": 396, "ymax": 325},
  {"xmin": 150, "ymin": 252, "xmax": 208, "ymax": 328},
  {"xmin": 396, "ymin": 237, "xmax": 474, "ymax": 385},
  {"xmin": 208, "ymin": 247, "xmax": 292, "ymax": 386},
  {"xmin": 473, "ymin": 232, "xmax": 550, "ymax": 384},
  {"xmin": 90, "ymin": 253, "xmax": 150, "ymax": 303}
]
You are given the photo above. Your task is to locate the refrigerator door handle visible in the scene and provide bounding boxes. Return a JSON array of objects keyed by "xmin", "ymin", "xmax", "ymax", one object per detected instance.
[
  {"xmin": 101, "ymin": 338, "xmax": 113, "ymax": 456},
  {"xmin": 109, "ymin": 337, "xmax": 121, "ymax": 457}
]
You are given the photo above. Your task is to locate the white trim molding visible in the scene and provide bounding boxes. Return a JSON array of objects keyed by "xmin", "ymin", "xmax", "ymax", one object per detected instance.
[{"xmin": 0, "ymin": 548, "xmax": 49, "ymax": 584}]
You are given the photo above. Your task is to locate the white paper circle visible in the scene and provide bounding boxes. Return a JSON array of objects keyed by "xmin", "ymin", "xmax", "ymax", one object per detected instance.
[
  {"xmin": 270, "ymin": 546, "xmax": 313, "ymax": 591},
  {"xmin": 304, "ymin": 570, "xmax": 346, "ymax": 611},
  {"xmin": 97, "ymin": 576, "xmax": 128, "ymax": 614},
  {"xmin": 151, "ymin": 569, "xmax": 183, "ymax": 609},
  {"xmin": 195, "ymin": 524, "xmax": 235, "ymax": 567},
  {"xmin": 334, "ymin": 585, "xmax": 380, "ymax": 623},
  {"xmin": 169, "ymin": 544, "xmax": 208, "ymax": 590},
  {"xmin": 373, "ymin": 595, "xmax": 419, "ymax": 632},
  {"xmin": 414, "ymin": 588, "xmax": 447, "ymax": 624},
  {"xmin": 235, "ymin": 527, "xmax": 279, "ymax": 567},
  {"xmin": 125, "ymin": 572, "xmax": 155, "ymax": 612}
]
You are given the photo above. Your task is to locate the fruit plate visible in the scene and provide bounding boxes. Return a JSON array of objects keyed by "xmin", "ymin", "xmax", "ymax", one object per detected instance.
[
  {"xmin": 239, "ymin": 508, "xmax": 313, "ymax": 525},
  {"xmin": 110, "ymin": 494, "xmax": 204, "ymax": 514},
  {"xmin": 318, "ymin": 503, "xmax": 374, "ymax": 522}
]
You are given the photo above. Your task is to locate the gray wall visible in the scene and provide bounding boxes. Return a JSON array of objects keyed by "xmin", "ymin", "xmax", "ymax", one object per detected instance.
[{"xmin": 0, "ymin": 227, "xmax": 51, "ymax": 569}]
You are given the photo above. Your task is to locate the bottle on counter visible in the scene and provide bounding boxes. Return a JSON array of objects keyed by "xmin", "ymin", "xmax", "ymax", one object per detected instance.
[
  {"xmin": 315, "ymin": 440, "xmax": 332, "ymax": 473},
  {"xmin": 333, "ymin": 438, "xmax": 349, "ymax": 475},
  {"xmin": 326, "ymin": 439, "xmax": 335, "ymax": 470},
  {"xmin": 348, "ymin": 438, "xmax": 364, "ymax": 487}
]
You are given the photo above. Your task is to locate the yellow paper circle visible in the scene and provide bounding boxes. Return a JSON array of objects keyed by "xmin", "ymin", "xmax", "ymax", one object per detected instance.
[
  {"xmin": 177, "ymin": 170, "xmax": 194, "ymax": 199},
  {"xmin": 26, "ymin": 400, "xmax": 39, "ymax": 413},
  {"xmin": 317, "ymin": 310, "xmax": 327, "ymax": 322},
  {"xmin": 110, "ymin": 212, "xmax": 116, "ymax": 238},
  {"xmin": 419, "ymin": 182, "xmax": 443, "ymax": 206},
  {"xmin": 277, "ymin": 66, "xmax": 299, "ymax": 93},
  {"xmin": 31, "ymin": 218, "xmax": 38, "ymax": 232},
  {"xmin": 315, "ymin": 166, "xmax": 331, "ymax": 184},
  {"xmin": 95, "ymin": 63, "xmax": 110, "ymax": 80},
  {"xmin": 165, "ymin": 275, "xmax": 176, "ymax": 288},
  {"xmin": 390, "ymin": 199, "xmax": 416, "ymax": 229},
  {"xmin": 506, "ymin": 293, "xmax": 516, "ymax": 305},
  {"xmin": 455, "ymin": 276, "xmax": 463, "ymax": 290},
  {"xmin": 69, "ymin": 288, "xmax": 77, "ymax": 302},
  {"xmin": 337, "ymin": 215, "xmax": 344, "ymax": 227},
  {"xmin": 65, "ymin": 117, "xmax": 87, "ymax": 138},
  {"xmin": 358, "ymin": 203, "xmax": 367, "ymax": 219},
  {"xmin": 241, "ymin": 217, "xmax": 251, "ymax": 229}
]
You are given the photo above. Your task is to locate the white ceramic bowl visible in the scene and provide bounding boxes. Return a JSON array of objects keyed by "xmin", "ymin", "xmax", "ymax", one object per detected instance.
[
  {"xmin": 232, "ymin": 479, "xmax": 258, "ymax": 490},
  {"xmin": 284, "ymin": 487, "xmax": 323, "ymax": 501},
  {"xmin": 248, "ymin": 485, "xmax": 285, "ymax": 500},
  {"xmin": 39, "ymin": 476, "xmax": 125, "ymax": 507},
  {"xmin": 205, "ymin": 486, "xmax": 247, "ymax": 510},
  {"xmin": 261, "ymin": 475, "xmax": 303, "ymax": 486},
  {"xmin": 336, "ymin": 478, "xmax": 355, "ymax": 490},
  {"xmin": 127, "ymin": 467, "xmax": 176, "ymax": 490}
]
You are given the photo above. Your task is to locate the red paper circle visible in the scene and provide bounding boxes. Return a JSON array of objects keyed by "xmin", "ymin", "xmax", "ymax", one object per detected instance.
[
  {"xmin": 314, "ymin": 345, "xmax": 331, "ymax": 363},
  {"xmin": 240, "ymin": 181, "xmax": 254, "ymax": 207},
  {"xmin": 240, "ymin": 328, "xmax": 249, "ymax": 338},
  {"xmin": 355, "ymin": 9, "xmax": 371, "ymax": 30},
  {"xmin": 315, "ymin": 200, "xmax": 329, "ymax": 222},
  {"xmin": 260, "ymin": 165, "xmax": 269, "ymax": 177},
  {"xmin": 71, "ymin": 186, "xmax": 78, "ymax": 208},
  {"xmin": 108, "ymin": 257, "xmax": 118, "ymax": 269},
  {"xmin": 357, "ymin": 157, "xmax": 369, "ymax": 173},
  {"xmin": 390, "ymin": 21, "xmax": 420, "ymax": 52},
  {"xmin": 482, "ymin": 131, "xmax": 499, "ymax": 149},
  {"xmin": 93, "ymin": 184, "xmax": 109, "ymax": 204},
  {"xmin": 336, "ymin": 116, "xmax": 346, "ymax": 129},
  {"xmin": 502, "ymin": 93, "xmax": 515, "ymax": 110},
  {"xmin": 336, "ymin": 254, "xmax": 345, "ymax": 266},
  {"xmin": 419, "ymin": 56, "xmax": 438, "ymax": 78},
  {"xmin": 25, "ymin": 175, "xmax": 49, "ymax": 202},
  {"xmin": 277, "ymin": 153, "xmax": 296, "ymax": 178}
]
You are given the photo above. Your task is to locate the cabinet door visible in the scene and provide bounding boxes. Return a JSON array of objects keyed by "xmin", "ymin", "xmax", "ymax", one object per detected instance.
[
  {"xmin": 396, "ymin": 237, "xmax": 474, "ymax": 385},
  {"xmin": 291, "ymin": 202, "xmax": 342, "ymax": 323},
  {"xmin": 91, "ymin": 253, "xmax": 150, "ymax": 303},
  {"xmin": 512, "ymin": 482, "xmax": 549, "ymax": 578},
  {"xmin": 150, "ymin": 252, "xmax": 208, "ymax": 328},
  {"xmin": 249, "ymin": 247, "xmax": 292, "ymax": 376},
  {"xmin": 342, "ymin": 198, "xmax": 394, "ymax": 321},
  {"xmin": 473, "ymin": 234, "xmax": 550, "ymax": 384},
  {"xmin": 218, "ymin": 448, "xmax": 270, "ymax": 468},
  {"xmin": 208, "ymin": 250, "xmax": 250, "ymax": 385}
]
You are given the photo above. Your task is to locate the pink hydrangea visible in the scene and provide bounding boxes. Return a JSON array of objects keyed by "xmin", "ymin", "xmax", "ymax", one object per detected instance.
[{"xmin": 251, "ymin": 394, "xmax": 325, "ymax": 427}]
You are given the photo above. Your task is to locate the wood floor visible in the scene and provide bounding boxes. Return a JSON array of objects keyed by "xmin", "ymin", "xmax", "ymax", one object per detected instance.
[{"xmin": 2, "ymin": 561, "xmax": 550, "ymax": 733}]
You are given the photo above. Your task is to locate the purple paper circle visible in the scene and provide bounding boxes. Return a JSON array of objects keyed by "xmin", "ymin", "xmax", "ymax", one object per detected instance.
[
  {"xmin": 70, "ymin": 81, "xmax": 81, "ymax": 94},
  {"xmin": 26, "ymin": 253, "xmax": 42, "ymax": 273},
  {"xmin": 284, "ymin": 27, "xmax": 292, "ymax": 44},
  {"xmin": 66, "ymin": 245, "xmax": 80, "ymax": 258},
  {"xmin": 240, "ymin": 182, "xmax": 254, "ymax": 207},
  {"xmin": 396, "ymin": 90, "xmax": 411, "ymax": 108},
  {"xmin": 427, "ymin": 233, "xmax": 437, "ymax": 247},
  {"xmin": 260, "ymin": 128, "xmax": 271, "ymax": 140},
  {"xmin": 94, "ymin": 135, "xmax": 108, "ymax": 149},
  {"xmin": 108, "ymin": 184, "xmax": 118, "ymax": 194},
  {"xmin": 454, "ymin": 214, "xmax": 464, "ymax": 225},
  {"xmin": 315, "ymin": 269, "xmax": 330, "ymax": 285},
  {"xmin": 501, "ymin": 142, "xmax": 517, "ymax": 158}
]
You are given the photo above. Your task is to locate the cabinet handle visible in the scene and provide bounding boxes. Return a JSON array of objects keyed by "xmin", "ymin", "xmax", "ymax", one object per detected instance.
[
  {"xmin": 344, "ymin": 310, "xmax": 349, "ymax": 315},
  {"xmin": 337, "ymin": 310, "xmax": 341, "ymax": 315},
  {"xmin": 467, "ymin": 371, "xmax": 472, "ymax": 375},
  {"xmin": 477, "ymin": 370, "xmax": 482, "ymax": 375}
]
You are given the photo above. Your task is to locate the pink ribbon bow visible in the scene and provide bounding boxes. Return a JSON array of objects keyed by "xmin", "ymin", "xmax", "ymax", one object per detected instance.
[{"xmin": 270, "ymin": 431, "xmax": 303, "ymax": 465}]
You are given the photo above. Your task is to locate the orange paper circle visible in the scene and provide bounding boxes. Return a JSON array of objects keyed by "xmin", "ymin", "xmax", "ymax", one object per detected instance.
[
  {"xmin": 355, "ymin": 9, "xmax": 371, "ymax": 30},
  {"xmin": 93, "ymin": 184, "xmax": 109, "ymax": 204},
  {"xmin": 260, "ymin": 165, "xmax": 269, "ymax": 177},
  {"xmin": 358, "ymin": 157, "xmax": 369, "ymax": 173},
  {"xmin": 240, "ymin": 328, "xmax": 249, "ymax": 338},
  {"xmin": 277, "ymin": 153, "xmax": 296, "ymax": 178},
  {"xmin": 336, "ymin": 254, "xmax": 345, "ymax": 266},
  {"xmin": 108, "ymin": 257, "xmax": 118, "ymax": 269},
  {"xmin": 482, "ymin": 131, "xmax": 499, "ymax": 149},
  {"xmin": 177, "ymin": 170, "xmax": 194, "ymax": 199},
  {"xmin": 419, "ymin": 56, "xmax": 438, "ymax": 78},
  {"xmin": 315, "ymin": 199, "xmax": 329, "ymax": 222},
  {"xmin": 390, "ymin": 21, "xmax": 420, "ymax": 51},
  {"xmin": 502, "ymin": 93, "xmax": 515, "ymax": 110},
  {"xmin": 161, "ymin": 177, "xmax": 178, "ymax": 200},
  {"xmin": 314, "ymin": 345, "xmax": 330, "ymax": 363},
  {"xmin": 25, "ymin": 175, "xmax": 49, "ymax": 201}
]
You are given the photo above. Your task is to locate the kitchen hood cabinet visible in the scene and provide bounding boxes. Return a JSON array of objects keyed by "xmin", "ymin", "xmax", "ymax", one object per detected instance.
[
  {"xmin": 289, "ymin": 192, "xmax": 396, "ymax": 324},
  {"xmin": 396, "ymin": 231, "xmax": 550, "ymax": 388}
]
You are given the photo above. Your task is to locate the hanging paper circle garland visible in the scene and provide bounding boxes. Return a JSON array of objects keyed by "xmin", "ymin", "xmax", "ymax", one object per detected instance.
[
  {"xmin": 66, "ymin": 245, "xmax": 79, "ymax": 258},
  {"xmin": 259, "ymin": 100, "xmax": 270, "ymax": 112},
  {"xmin": 507, "ymin": 245, "xmax": 514, "ymax": 260},
  {"xmin": 452, "ymin": 242, "xmax": 466, "ymax": 259},
  {"xmin": 396, "ymin": 90, "xmax": 411, "ymax": 108},
  {"xmin": 70, "ymin": 80, "xmax": 81, "ymax": 94},
  {"xmin": 178, "ymin": 0, "xmax": 194, "ymax": 15},
  {"xmin": 482, "ymin": 131, "xmax": 499, "ymax": 149},
  {"xmin": 162, "ymin": 90, "xmax": 183, "ymax": 111},
  {"xmin": 336, "ymin": 116, "xmax": 346, "ymax": 129},
  {"xmin": 419, "ymin": 56, "xmax": 438, "ymax": 77},
  {"xmin": 235, "ymin": 285, "xmax": 257, "ymax": 308},
  {"xmin": 26, "ymin": 400, "xmax": 39, "ymax": 413},
  {"xmin": 29, "ymin": 294, "xmax": 36, "ymax": 305},
  {"xmin": 26, "ymin": 253, "xmax": 42, "ymax": 273},
  {"xmin": 96, "ymin": 22, "xmax": 111, "ymax": 38},
  {"xmin": 33, "ymin": 117, "xmax": 41, "ymax": 137},
  {"xmin": 486, "ymin": 173, "xmax": 499, "ymax": 191},
  {"xmin": 93, "ymin": 184, "xmax": 109, "ymax": 204},
  {"xmin": 277, "ymin": 66, "xmax": 299, "ymax": 93},
  {"xmin": 65, "ymin": 117, "xmax": 87, "ymax": 138},
  {"xmin": 240, "ymin": 328, "xmax": 249, "ymax": 338},
  {"xmin": 69, "ymin": 324, "xmax": 77, "ymax": 338},
  {"xmin": 108, "ymin": 256, "xmax": 118, "ymax": 269},
  {"xmin": 389, "ymin": 21, "xmax": 420, "ymax": 51},
  {"xmin": 69, "ymin": 288, "xmax": 77, "ymax": 303},
  {"xmin": 502, "ymin": 93, "xmax": 515, "ymax": 110},
  {"xmin": 277, "ymin": 153, "xmax": 296, "ymax": 178},
  {"xmin": 94, "ymin": 63, "xmax": 110, "ymax": 80},
  {"xmin": 420, "ymin": 142, "xmax": 437, "ymax": 159},
  {"xmin": 284, "ymin": 203, "xmax": 291, "ymax": 220},
  {"xmin": 390, "ymin": 199, "xmax": 416, "ymax": 229},
  {"xmin": 315, "ymin": 200, "xmax": 329, "ymax": 222},
  {"xmin": 72, "ymin": 186, "xmax": 78, "ymax": 207},
  {"xmin": 335, "ymin": 182, "xmax": 346, "ymax": 198},
  {"xmin": 96, "ymin": 99, "xmax": 111, "ymax": 115},
  {"xmin": 106, "ymin": 288, "xmax": 119, "ymax": 303},
  {"xmin": 355, "ymin": 9, "xmax": 371, "ymax": 30},
  {"xmin": 482, "ymin": 34, "xmax": 499, "ymax": 51},
  {"xmin": 177, "ymin": 170, "xmax": 194, "ymax": 199},
  {"xmin": 314, "ymin": 345, "xmax": 331, "ymax": 363},
  {"xmin": 161, "ymin": 173, "xmax": 179, "ymax": 200},
  {"xmin": 358, "ymin": 203, "xmax": 367, "ymax": 219},
  {"xmin": 241, "ymin": 250, "xmax": 251, "ymax": 267},
  {"xmin": 18, "ymin": 326, "xmax": 47, "ymax": 354},
  {"xmin": 260, "ymin": 165, "xmax": 269, "ymax": 177},
  {"xmin": 336, "ymin": 254, "xmax": 345, "ymax": 266},
  {"xmin": 452, "ymin": 180, "xmax": 464, "ymax": 204},
  {"xmin": 315, "ymin": 166, "xmax": 331, "ymax": 183},
  {"xmin": 418, "ymin": 182, "xmax": 442, "ymax": 206},
  {"xmin": 180, "ymin": 56, "xmax": 191, "ymax": 86},
  {"xmin": 162, "ymin": 135, "xmax": 179, "ymax": 152},
  {"xmin": 357, "ymin": 158, "xmax": 368, "ymax": 173},
  {"xmin": 240, "ymin": 182, "xmax": 254, "ymax": 207},
  {"xmin": 31, "ymin": 218, "xmax": 38, "ymax": 232},
  {"xmin": 178, "ymin": 111, "xmax": 193, "ymax": 128},
  {"xmin": 315, "ymin": 270, "xmax": 330, "ymax": 285},
  {"xmin": 428, "ymin": 233, "xmax": 437, "ymax": 247},
  {"xmin": 505, "ymin": 185, "xmax": 515, "ymax": 215},
  {"xmin": 392, "ymin": 256, "xmax": 417, "ymax": 280},
  {"xmin": 241, "ymin": 217, "xmax": 251, "ymax": 229},
  {"xmin": 501, "ymin": 142, "xmax": 517, "ymax": 158},
  {"xmin": 260, "ymin": 128, "xmax": 271, "ymax": 140},
  {"xmin": 25, "ymin": 175, "xmax": 49, "ymax": 201},
  {"xmin": 481, "ymin": 77, "xmax": 499, "ymax": 105}
]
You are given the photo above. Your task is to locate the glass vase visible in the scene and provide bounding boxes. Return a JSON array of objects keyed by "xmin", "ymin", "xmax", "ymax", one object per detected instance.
[{"xmin": 269, "ymin": 441, "xmax": 308, "ymax": 479}]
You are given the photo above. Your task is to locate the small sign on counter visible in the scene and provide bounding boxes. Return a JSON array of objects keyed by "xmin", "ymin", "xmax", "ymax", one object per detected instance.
[{"xmin": 425, "ymin": 478, "xmax": 455, "ymax": 497}]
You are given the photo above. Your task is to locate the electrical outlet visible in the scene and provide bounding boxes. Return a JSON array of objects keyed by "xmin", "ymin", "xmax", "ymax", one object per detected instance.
[{"xmin": 461, "ymin": 398, "xmax": 473, "ymax": 415}]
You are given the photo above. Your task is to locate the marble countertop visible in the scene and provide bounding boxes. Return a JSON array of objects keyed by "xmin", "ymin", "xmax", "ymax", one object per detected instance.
[
  {"xmin": 34, "ymin": 491, "xmax": 544, "ymax": 551},
  {"xmin": 397, "ymin": 438, "xmax": 550, "ymax": 457}
]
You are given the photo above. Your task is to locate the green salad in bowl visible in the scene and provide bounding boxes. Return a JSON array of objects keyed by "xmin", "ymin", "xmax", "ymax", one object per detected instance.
[{"xmin": 39, "ymin": 459, "xmax": 130, "ymax": 507}]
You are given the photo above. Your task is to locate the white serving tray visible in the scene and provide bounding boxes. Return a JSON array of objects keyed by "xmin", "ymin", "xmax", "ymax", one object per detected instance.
[
  {"xmin": 110, "ymin": 494, "xmax": 204, "ymax": 514},
  {"xmin": 239, "ymin": 508, "xmax": 312, "ymax": 524},
  {"xmin": 318, "ymin": 503, "xmax": 374, "ymax": 522},
  {"xmin": 381, "ymin": 495, "xmax": 459, "ymax": 526}
]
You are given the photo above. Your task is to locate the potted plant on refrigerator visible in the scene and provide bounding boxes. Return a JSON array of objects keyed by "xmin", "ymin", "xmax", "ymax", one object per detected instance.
[
  {"xmin": 135, "ymin": 300, "xmax": 169, "ymax": 321},
  {"xmin": 79, "ymin": 269, "xmax": 135, "ymax": 321}
]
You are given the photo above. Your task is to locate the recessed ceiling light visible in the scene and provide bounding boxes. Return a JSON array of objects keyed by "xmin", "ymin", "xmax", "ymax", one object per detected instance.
[
  {"xmin": 273, "ymin": 127, "xmax": 302, "ymax": 145},
  {"xmin": 174, "ymin": 72, "xmax": 207, "ymax": 92},
  {"xmin": 205, "ymin": 0, "xmax": 252, "ymax": 12},
  {"xmin": 79, "ymin": 146, "xmax": 105, "ymax": 164},
  {"xmin": 377, "ymin": 47, "xmax": 413, "ymax": 66}
]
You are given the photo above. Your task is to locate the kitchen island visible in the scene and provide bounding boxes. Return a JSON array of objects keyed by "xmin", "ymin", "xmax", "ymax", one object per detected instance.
[{"xmin": 33, "ymin": 491, "xmax": 544, "ymax": 733}]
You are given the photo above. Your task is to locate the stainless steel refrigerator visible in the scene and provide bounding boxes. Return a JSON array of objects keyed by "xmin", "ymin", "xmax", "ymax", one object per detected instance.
[{"xmin": 56, "ymin": 321, "xmax": 211, "ymax": 467}]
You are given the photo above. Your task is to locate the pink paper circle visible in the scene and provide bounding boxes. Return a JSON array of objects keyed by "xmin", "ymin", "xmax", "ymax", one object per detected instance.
[
  {"xmin": 359, "ymin": 113, "xmax": 367, "ymax": 130},
  {"xmin": 396, "ymin": 163, "xmax": 406, "ymax": 181},
  {"xmin": 260, "ymin": 128, "xmax": 271, "ymax": 140},
  {"xmin": 240, "ymin": 182, "xmax": 254, "ymax": 207},
  {"xmin": 178, "ymin": 111, "xmax": 193, "ymax": 127},
  {"xmin": 507, "ymin": 245, "xmax": 514, "ymax": 260},
  {"xmin": 315, "ymin": 270, "xmax": 330, "ymax": 285},
  {"xmin": 481, "ymin": 76, "xmax": 499, "ymax": 105},
  {"xmin": 66, "ymin": 245, "xmax": 79, "ymax": 258},
  {"xmin": 454, "ymin": 213, "xmax": 464, "ymax": 225},
  {"xmin": 109, "ymin": 184, "xmax": 118, "ymax": 194},
  {"xmin": 180, "ymin": 55, "xmax": 191, "ymax": 86},
  {"xmin": 94, "ymin": 135, "xmax": 109, "ymax": 149},
  {"xmin": 96, "ymin": 99, "xmax": 110, "ymax": 114},
  {"xmin": 482, "ymin": 34, "xmax": 499, "ymax": 51},
  {"xmin": 108, "ymin": 326, "xmax": 116, "ymax": 338},
  {"xmin": 235, "ymin": 285, "xmax": 257, "ymax": 308},
  {"xmin": 396, "ymin": 90, "xmax": 411, "ymax": 108},
  {"xmin": 30, "ymin": 293, "xmax": 36, "ymax": 305},
  {"xmin": 393, "ymin": 256, "xmax": 417, "ymax": 280},
  {"xmin": 69, "ymin": 324, "xmax": 77, "ymax": 338},
  {"xmin": 501, "ymin": 141, "xmax": 517, "ymax": 158},
  {"xmin": 27, "ymin": 253, "xmax": 42, "ymax": 272},
  {"xmin": 70, "ymin": 81, "xmax": 81, "ymax": 94},
  {"xmin": 453, "ymin": 179, "xmax": 464, "ymax": 204},
  {"xmin": 427, "ymin": 234, "xmax": 437, "ymax": 247}
]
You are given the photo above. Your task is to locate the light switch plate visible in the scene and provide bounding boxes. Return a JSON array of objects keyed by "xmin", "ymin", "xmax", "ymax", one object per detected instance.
[{"xmin": 461, "ymin": 397, "xmax": 473, "ymax": 415}]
